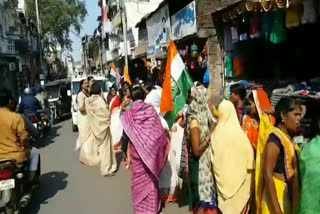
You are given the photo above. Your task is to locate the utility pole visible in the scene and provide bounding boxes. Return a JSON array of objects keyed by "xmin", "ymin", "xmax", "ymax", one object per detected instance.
[
  {"xmin": 35, "ymin": 0, "xmax": 43, "ymax": 68},
  {"xmin": 100, "ymin": 4, "xmax": 104, "ymax": 75},
  {"xmin": 121, "ymin": 0, "xmax": 129, "ymax": 74}
]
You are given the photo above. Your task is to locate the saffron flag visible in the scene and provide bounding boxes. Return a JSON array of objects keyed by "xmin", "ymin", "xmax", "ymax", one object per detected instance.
[
  {"xmin": 160, "ymin": 41, "xmax": 193, "ymax": 128},
  {"xmin": 124, "ymin": 66, "xmax": 132, "ymax": 85}
]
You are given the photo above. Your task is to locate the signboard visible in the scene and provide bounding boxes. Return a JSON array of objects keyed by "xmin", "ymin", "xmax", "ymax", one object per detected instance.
[
  {"xmin": 147, "ymin": 45, "xmax": 167, "ymax": 59},
  {"xmin": 171, "ymin": 1, "xmax": 197, "ymax": 40},
  {"xmin": 146, "ymin": 4, "xmax": 171, "ymax": 47}
]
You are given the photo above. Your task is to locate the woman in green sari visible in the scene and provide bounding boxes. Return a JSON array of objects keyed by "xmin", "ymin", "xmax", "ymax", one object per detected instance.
[{"xmin": 298, "ymin": 112, "xmax": 320, "ymax": 214}]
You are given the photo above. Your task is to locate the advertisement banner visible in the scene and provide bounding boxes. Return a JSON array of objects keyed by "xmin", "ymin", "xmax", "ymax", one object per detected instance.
[
  {"xmin": 146, "ymin": 4, "xmax": 171, "ymax": 47},
  {"xmin": 171, "ymin": 1, "xmax": 197, "ymax": 40}
]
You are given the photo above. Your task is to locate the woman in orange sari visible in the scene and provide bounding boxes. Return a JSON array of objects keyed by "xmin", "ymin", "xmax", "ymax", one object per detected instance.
[{"xmin": 242, "ymin": 89, "xmax": 274, "ymax": 150}]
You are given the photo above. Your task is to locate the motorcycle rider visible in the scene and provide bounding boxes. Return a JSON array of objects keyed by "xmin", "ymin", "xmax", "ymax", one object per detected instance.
[
  {"xmin": 19, "ymin": 87, "xmax": 42, "ymax": 117},
  {"xmin": 35, "ymin": 87, "xmax": 49, "ymax": 110},
  {"xmin": 0, "ymin": 87, "xmax": 40, "ymax": 205}
]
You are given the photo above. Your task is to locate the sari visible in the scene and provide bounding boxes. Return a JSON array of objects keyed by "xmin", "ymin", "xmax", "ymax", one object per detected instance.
[
  {"xmin": 211, "ymin": 100, "xmax": 254, "ymax": 214},
  {"xmin": 242, "ymin": 89, "xmax": 274, "ymax": 147},
  {"xmin": 256, "ymin": 115, "xmax": 299, "ymax": 214},
  {"xmin": 186, "ymin": 85, "xmax": 218, "ymax": 214},
  {"xmin": 110, "ymin": 108, "xmax": 123, "ymax": 147},
  {"xmin": 75, "ymin": 91, "xmax": 95, "ymax": 166},
  {"xmin": 77, "ymin": 95, "xmax": 117, "ymax": 176},
  {"xmin": 109, "ymin": 95, "xmax": 121, "ymax": 114},
  {"xmin": 159, "ymin": 122, "xmax": 183, "ymax": 203},
  {"xmin": 298, "ymin": 135, "xmax": 320, "ymax": 214},
  {"xmin": 121, "ymin": 100, "xmax": 169, "ymax": 214}
]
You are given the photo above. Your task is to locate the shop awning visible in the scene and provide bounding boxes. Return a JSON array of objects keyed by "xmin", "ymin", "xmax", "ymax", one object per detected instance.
[{"xmin": 132, "ymin": 42, "xmax": 148, "ymax": 59}]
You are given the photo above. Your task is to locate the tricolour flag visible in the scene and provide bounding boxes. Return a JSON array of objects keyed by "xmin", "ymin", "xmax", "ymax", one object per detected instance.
[{"xmin": 160, "ymin": 41, "xmax": 193, "ymax": 128}]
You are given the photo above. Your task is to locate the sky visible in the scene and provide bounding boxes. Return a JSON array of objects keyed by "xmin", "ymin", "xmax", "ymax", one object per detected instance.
[{"xmin": 70, "ymin": 0, "xmax": 101, "ymax": 62}]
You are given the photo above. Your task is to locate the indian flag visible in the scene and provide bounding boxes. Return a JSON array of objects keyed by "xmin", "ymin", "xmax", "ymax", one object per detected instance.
[{"xmin": 160, "ymin": 41, "xmax": 193, "ymax": 128}]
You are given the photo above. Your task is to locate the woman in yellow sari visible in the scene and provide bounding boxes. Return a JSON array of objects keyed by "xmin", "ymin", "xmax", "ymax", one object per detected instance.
[
  {"xmin": 256, "ymin": 97, "xmax": 301, "ymax": 214},
  {"xmin": 211, "ymin": 100, "xmax": 254, "ymax": 214}
]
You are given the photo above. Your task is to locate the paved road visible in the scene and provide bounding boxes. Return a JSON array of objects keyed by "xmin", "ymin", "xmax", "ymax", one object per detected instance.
[{"xmin": 27, "ymin": 119, "xmax": 188, "ymax": 214}]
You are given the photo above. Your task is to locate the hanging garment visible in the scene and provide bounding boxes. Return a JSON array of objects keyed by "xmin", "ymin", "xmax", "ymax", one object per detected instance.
[
  {"xmin": 286, "ymin": 4, "xmax": 303, "ymax": 28},
  {"xmin": 223, "ymin": 26, "xmax": 233, "ymax": 51},
  {"xmin": 270, "ymin": 9, "xmax": 287, "ymax": 44},
  {"xmin": 250, "ymin": 15, "xmax": 262, "ymax": 38},
  {"xmin": 233, "ymin": 58, "xmax": 245, "ymax": 77},
  {"xmin": 261, "ymin": 13, "xmax": 273, "ymax": 41},
  {"xmin": 225, "ymin": 55, "xmax": 235, "ymax": 78},
  {"xmin": 231, "ymin": 26, "xmax": 239, "ymax": 44},
  {"xmin": 302, "ymin": 0, "xmax": 317, "ymax": 24}
]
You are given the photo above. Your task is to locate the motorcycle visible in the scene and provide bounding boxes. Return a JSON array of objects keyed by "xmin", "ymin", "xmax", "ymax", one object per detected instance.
[
  {"xmin": 49, "ymin": 102, "xmax": 57, "ymax": 125},
  {"xmin": 0, "ymin": 156, "xmax": 40, "ymax": 213},
  {"xmin": 27, "ymin": 110, "xmax": 50, "ymax": 137},
  {"xmin": 37, "ymin": 110, "xmax": 51, "ymax": 133}
]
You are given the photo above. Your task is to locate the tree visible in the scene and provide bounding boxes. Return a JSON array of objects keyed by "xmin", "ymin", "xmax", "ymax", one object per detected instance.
[{"xmin": 26, "ymin": 0, "xmax": 87, "ymax": 53}]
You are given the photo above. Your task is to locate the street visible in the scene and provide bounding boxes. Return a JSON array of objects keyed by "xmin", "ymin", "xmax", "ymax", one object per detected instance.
[{"xmin": 27, "ymin": 119, "xmax": 188, "ymax": 214}]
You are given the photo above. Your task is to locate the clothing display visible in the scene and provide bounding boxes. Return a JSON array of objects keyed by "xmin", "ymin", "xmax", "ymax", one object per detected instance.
[
  {"xmin": 302, "ymin": 0, "xmax": 317, "ymax": 24},
  {"xmin": 270, "ymin": 9, "xmax": 287, "ymax": 44},
  {"xmin": 286, "ymin": 4, "xmax": 303, "ymax": 28}
]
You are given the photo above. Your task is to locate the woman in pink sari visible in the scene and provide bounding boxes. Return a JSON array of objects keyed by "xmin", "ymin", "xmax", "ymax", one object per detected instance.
[{"xmin": 121, "ymin": 85, "xmax": 169, "ymax": 214}]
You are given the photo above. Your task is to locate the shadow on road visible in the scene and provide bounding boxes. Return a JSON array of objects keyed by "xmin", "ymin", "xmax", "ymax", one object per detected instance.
[
  {"xmin": 35, "ymin": 125, "xmax": 62, "ymax": 149},
  {"xmin": 27, "ymin": 171, "xmax": 68, "ymax": 214}
]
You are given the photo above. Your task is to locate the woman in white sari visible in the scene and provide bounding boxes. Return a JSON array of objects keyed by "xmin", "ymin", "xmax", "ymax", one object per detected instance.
[
  {"xmin": 84, "ymin": 83, "xmax": 117, "ymax": 176},
  {"xmin": 75, "ymin": 79, "xmax": 90, "ymax": 151}
]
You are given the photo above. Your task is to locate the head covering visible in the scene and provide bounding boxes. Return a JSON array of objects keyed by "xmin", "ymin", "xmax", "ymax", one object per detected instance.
[
  {"xmin": 252, "ymin": 88, "xmax": 274, "ymax": 119},
  {"xmin": 187, "ymin": 85, "xmax": 210, "ymax": 142},
  {"xmin": 211, "ymin": 100, "xmax": 254, "ymax": 200},
  {"xmin": 187, "ymin": 85, "xmax": 218, "ymax": 209}
]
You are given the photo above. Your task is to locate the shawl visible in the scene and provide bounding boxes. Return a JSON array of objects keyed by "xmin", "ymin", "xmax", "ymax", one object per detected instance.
[
  {"xmin": 187, "ymin": 85, "xmax": 210, "ymax": 140},
  {"xmin": 121, "ymin": 100, "xmax": 168, "ymax": 179},
  {"xmin": 85, "ymin": 95, "xmax": 117, "ymax": 175},
  {"xmin": 211, "ymin": 100, "xmax": 254, "ymax": 200},
  {"xmin": 187, "ymin": 85, "xmax": 218, "ymax": 208},
  {"xmin": 298, "ymin": 135, "xmax": 320, "ymax": 214}
]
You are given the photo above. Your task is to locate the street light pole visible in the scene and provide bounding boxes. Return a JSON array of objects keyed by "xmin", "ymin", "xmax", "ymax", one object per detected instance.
[
  {"xmin": 121, "ymin": 0, "xmax": 129, "ymax": 74},
  {"xmin": 35, "ymin": 0, "xmax": 43, "ymax": 68}
]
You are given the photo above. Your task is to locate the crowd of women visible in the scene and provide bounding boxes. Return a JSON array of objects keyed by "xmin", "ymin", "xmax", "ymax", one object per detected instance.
[{"xmin": 74, "ymin": 76, "xmax": 320, "ymax": 214}]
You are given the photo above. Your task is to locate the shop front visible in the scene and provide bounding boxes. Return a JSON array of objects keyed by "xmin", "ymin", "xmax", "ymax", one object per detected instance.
[{"xmin": 213, "ymin": 0, "xmax": 320, "ymax": 144}]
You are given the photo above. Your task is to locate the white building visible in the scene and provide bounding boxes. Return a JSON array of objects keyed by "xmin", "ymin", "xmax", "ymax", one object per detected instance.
[{"xmin": 104, "ymin": 0, "xmax": 164, "ymax": 62}]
